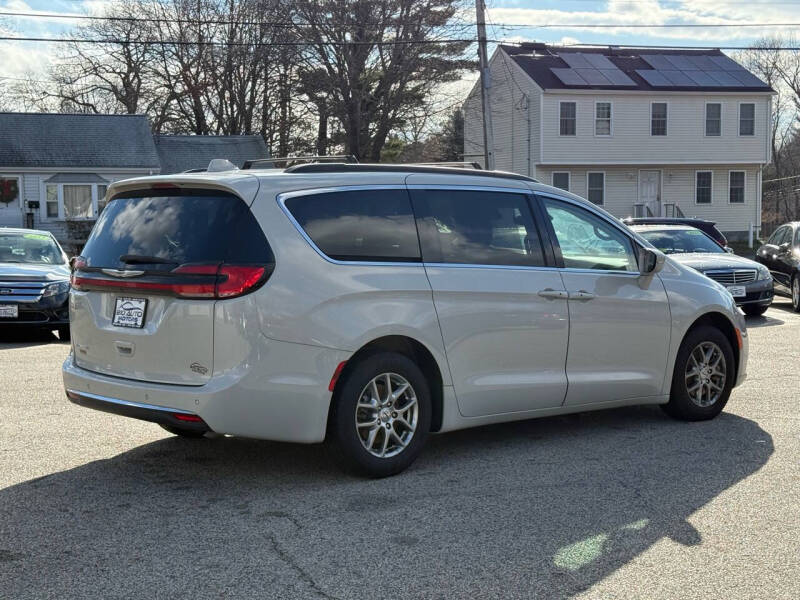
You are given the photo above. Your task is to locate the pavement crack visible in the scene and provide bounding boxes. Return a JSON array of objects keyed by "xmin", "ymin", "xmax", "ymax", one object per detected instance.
[{"xmin": 267, "ymin": 534, "xmax": 340, "ymax": 600}]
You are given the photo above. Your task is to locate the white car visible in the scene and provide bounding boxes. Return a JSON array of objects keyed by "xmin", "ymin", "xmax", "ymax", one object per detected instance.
[{"xmin": 63, "ymin": 163, "xmax": 747, "ymax": 477}]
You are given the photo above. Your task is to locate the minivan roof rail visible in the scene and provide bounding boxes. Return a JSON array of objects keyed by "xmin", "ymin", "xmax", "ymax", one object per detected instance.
[
  {"xmin": 410, "ymin": 161, "xmax": 483, "ymax": 170},
  {"xmin": 243, "ymin": 155, "xmax": 358, "ymax": 169},
  {"xmin": 283, "ymin": 162, "xmax": 538, "ymax": 182}
]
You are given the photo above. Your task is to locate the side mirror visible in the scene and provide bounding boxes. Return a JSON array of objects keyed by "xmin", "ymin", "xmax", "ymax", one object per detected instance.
[
  {"xmin": 639, "ymin": 247, "xmax": 665, "ymax": 276},
  {"xmin": 725, "ymin": 246, "xmax": 735, "ymax": 254},
  {"xmin": 779, "ymin": 242, "xmax": 791, "ymax": 254}
]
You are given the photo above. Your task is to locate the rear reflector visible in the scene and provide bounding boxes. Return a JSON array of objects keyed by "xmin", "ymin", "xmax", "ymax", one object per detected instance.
[
  {"xmin": 328, "ymin": 361, "xmax": 348, "ymax": 392},
  {"xmin": 735, "ymin": 328, "xmax": 743, "ymax": 349},
  {"xmin": 174, "ymin": 413, "xmax": 204, "ymax": 423}
]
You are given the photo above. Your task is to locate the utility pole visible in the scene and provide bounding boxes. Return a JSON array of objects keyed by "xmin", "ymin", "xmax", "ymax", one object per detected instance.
[{"xmin": 476, "ymin": 0, "xmax": 495, "ymax": 170}]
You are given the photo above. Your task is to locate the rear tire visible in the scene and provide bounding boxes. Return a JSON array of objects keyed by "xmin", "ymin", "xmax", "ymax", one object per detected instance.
[
  {"xmin": 742, "ymin": 304, "xmax": 768, "ymax": 317},
  {"xmin": 327, "ymin": 352, "xmax": 431, "ymax": 478},
  {"xmin": 662, "ymin": 325, "xmax": 734, "ymax": 421},
  {"xmin": 160, "ymin": 424, "xmax": 207, "ymax": 438}
]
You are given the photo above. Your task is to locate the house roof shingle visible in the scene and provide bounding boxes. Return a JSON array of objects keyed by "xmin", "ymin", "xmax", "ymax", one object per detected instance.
[
  {"xmin": 154, "ymin": 135, "xmax": 269, "ymax": 174},
  {"xmin": 0, "ymin": 112, "xmax": 160, "ymax": 169},
  {"xmin": 500, "ymin": 44, "xmax": 774, "ymax": 93}
]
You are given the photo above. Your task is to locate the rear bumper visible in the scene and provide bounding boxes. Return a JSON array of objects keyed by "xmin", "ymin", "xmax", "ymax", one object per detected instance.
[
  {"xmin": 62, "ymin": 338, "xmax": 349, "ymax": 443},
  {"xmin": 65, "ymin": 389, "xmax": 209, "ymax": 432}
]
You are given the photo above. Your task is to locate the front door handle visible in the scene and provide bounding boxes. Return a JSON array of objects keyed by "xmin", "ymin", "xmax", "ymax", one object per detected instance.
[
  {"xmin": 569, "ymin": 290, "xmax": 596, "ymax": 301},
  {"xmin": 538, "ymin": 288, "xmax": 568, "ymax": 300}
]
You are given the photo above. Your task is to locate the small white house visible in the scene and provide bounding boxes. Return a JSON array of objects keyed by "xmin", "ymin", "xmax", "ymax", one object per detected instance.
[{"xmin": 464, "ymin": 44, "xmax": 775, "ymax": 240}]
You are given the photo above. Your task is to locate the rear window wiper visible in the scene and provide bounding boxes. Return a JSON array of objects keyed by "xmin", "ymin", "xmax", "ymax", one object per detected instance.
[{"xmin": 119, "ymin": 254, "xmax": 179, "ymax": 265}]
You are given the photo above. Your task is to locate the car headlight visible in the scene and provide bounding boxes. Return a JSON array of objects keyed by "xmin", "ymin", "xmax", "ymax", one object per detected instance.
[
  {"xmin": 42, "ymin": 281, "xmax": 70, "ymax": 297},
  {"xmin": 756, "ymin": 265, "xmax": 771, "ymax": 281}
]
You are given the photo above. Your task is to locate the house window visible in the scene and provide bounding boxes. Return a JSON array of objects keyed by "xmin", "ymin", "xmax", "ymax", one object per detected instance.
[
  {"xmin": 651, "ymin": 103, "xmax": 667, "ymax": 136},
  {"xmin": 705, "ymin": 103, "xmax": 721, "ymax": 136},
  {"xmin": 739, "ymin": 103, "xmax": 755, "ymax": 136},
  {"xmin": 63, "ymin": 185, "xmax": 93, "ymax": 219},
  {"xmin": 587, "ymin": 172, "xmax": 605, "ymax": 205},
  {"xmin": 560, "ymin": 102, "xmax": 576, "ymax": 136},
  {"xmin": 696, "ymin": 171, "xmax": 713, "ymax": 204},
  {"xmin": 729, "ymin": 171, "xmax": 745, "ymax": 203},
  {"xmin": 552, "ymin": 172, "xmax": 570, "ymax": 191},
  {"xmin": 45, "ymin": 185, "xmax": 59, "ymax": 217},
  {"xmin": 97, "ymin": 185, "xmax": 109, "ymax": 214},
  {"xmin": 595, "ymin": 102, "xmax": 611, "ymax": 136}
]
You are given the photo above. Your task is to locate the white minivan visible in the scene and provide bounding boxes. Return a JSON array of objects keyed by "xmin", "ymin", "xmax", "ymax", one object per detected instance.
[{"xmin": 63, "ymin": 164, "xmax": 747, "ymax": 477}]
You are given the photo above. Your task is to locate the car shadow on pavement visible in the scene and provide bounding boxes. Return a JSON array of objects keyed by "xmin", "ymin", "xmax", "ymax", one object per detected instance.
[
  {"xmin": 0, "ymin": 327, "xmax": 66, "ymax": 349},
  {"xmin": 0, "ymin": 406, "xmax": 773, "ymax": 599}
]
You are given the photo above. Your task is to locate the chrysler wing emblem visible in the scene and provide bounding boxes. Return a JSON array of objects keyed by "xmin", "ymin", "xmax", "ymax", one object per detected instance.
[{"xmin": 101, "ymin": 269, "xmax": 145, "ymax": 278}]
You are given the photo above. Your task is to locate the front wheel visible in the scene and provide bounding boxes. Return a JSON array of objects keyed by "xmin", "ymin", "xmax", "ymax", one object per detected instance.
[
  {"xmin": 742, "ymin": 304, "xmax": 769, "ymax": 317},
  {"xmin": 328, "ymin": 352, "xmax": 431, "ymax": 478},
  {"xmin": 792, "ymin": 275, "xmax": 800, "ymax": 312},
  {"xmin": 662, "ymin": 325, "xmax": 734, "ymax": 421}
]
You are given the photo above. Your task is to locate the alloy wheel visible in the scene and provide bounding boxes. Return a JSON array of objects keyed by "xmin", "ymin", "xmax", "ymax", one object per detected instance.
[
  {"xmin": 355, "ymin": 373, "xmax": 418, "ymax": 458},
  {"xmin": 684, "ymin": 342, "xmax": 727, "ymax": 408},
  {"xmin": 793, "ymin": 277, "xmax": 800, "ymax": 309}
]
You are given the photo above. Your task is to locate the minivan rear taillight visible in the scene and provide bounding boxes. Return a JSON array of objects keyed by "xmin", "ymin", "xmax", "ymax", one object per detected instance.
[{"xmin": 71, "ymin": 263, "xmax": 271, "ymax": 299}]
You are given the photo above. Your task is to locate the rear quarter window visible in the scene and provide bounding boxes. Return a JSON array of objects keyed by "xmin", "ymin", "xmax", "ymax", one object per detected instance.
[{"xmin": 284, "ymin": 189, "xmax": 420, "ymax": 262}]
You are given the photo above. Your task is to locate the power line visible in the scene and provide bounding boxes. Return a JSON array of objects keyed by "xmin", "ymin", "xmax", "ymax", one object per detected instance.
[{"xmin": 0, "ymin": 35, "xmax": 478, "ymax": 47}]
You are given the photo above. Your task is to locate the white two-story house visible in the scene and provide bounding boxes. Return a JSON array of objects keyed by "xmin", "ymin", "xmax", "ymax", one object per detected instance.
[{"xmin": 464, "ymin": 43, "xmax": 774, "ymax": 240}]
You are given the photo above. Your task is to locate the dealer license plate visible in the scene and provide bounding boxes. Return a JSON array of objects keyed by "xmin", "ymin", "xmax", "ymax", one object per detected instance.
[
  {"xmin": 0, "ymin": 304, "xmax": 19, "ymax": 318},
  {"xmin": 112, "ymin": 297, "xmax": 147, "ymax": 328},
  {"xmin": 727, "ymin": 286, "xmax": 746, "ymax": 298}
]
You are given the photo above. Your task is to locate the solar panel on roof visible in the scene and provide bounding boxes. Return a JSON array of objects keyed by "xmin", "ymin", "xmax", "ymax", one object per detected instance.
[
  {"xmin": 550, "ymin": 68, "xmax": 588, "ymax": 86},
  {"xmin": 660, "ymin": 70, "xmax": 699, "ymax": 86},
  {"xmin": 707, "ymin": 70, "xmax": 745, "ymax": 86},
  {"xmin": 663, "ymin": 55, "xmax": 696, "ymax": 71},
  {"xmin": 728, "ymin": 70, "xmax": 768, "ymax": 87},
  {"xmin": 708, "ymin": 55, "xmax": 744, "ymax": 72},
  {"xmin": 584, "ymin": 54, "xmax": 617, "ymax": 69},
  {"xmin": 575, "ymin": 68, "xmax": 613, "ymax": 85},
  {"xmin": 636, "ymin": 69, "xmax": 672, "ymax": 87},
  {"xmin": 692, "ymin": 56, "xmax": 719, "ymax": 71},
  {"xmin": 599, "ymin": 69, "xmax": 636, "ymax": 86},
  {"xmin": 685, "ymin": 70, "xmax": 724, "ymax": 86},
  {"xmin": 560, "ymin": 53, "xmax": 594, "ymax": 69},
  {"xmin": 641, "ymin": 55, "xmax": 675, "ymax": 70}
]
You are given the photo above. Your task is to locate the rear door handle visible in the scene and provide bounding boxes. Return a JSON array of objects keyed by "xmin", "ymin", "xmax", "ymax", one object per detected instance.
[
  {"xmin": 569, "ymin": 290, "xmax": 596, "ymax": 301},
  {"xmin": 538, "ymin": 288, "xmax": 568, "ymax": 300}
]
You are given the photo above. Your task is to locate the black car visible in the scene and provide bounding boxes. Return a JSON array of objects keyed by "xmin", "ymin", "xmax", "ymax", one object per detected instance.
[
  {"xmin": 623, "ymin": 217, "xmax": 729, "ymax": 250},
  {"xmin": 756, "ymin": 222, "xmax": 800, "ymax": 311},
  {"xmin": 0, "ymin": 228, "xmax": 71, "ymax": 338}
]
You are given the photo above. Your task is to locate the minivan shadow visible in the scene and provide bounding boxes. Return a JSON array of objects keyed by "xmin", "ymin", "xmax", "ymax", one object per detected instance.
[{"xmin": 0, "ymin": 406, "xmax": 773, "ymax": 599}]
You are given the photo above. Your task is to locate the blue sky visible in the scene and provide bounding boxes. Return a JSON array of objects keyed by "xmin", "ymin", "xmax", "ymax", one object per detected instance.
[{"xmin": 0, "ymin": 0, "xmax": 796, "ymax": 82}]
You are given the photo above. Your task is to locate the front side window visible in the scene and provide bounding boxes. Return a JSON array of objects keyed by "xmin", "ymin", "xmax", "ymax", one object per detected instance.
[
  {"xmin": 706, "ymin": 103, "xmax": 721, "ymax": 136},
  {"xmin": 285, "ymin": 189, "xmax": 420, "ymax": 262},
  {"xmin": 552, "ymin": 172, "xmax": 570, "ymax": 191},
  {"xmin": 543, "ymin": 198, "xmax": 637, "ymax": 272},
  {"xmin": 651, "ymin": 102, "xmax": 667, "ymax": 136},
  {"xmin": 767, "ymin": 226, "xmax": 788, "ymax": 245},
  {"xmin": 411, "ymin": 189, "xmax": 545, "ymax": 267},
  {"xmin": 696, "ymin": 171, "xmax": 712, "ymax": 204},
  {"xmin": 729, "ymin": 171, "xmax": 745, "ymax": 203},
  {"xmin": 595, "ymin": 102, "xmax": 611, "ymax": 136},
  {"xmin": 739, "ymin": 103, "xmax": 755, "ymax": 136},
  {"xmin": 560, "ymin": 102, "xmax": 576, "ymax": 136},
  {"xmin": 587, "ymin": 172, "xmax": 605, "ymax": 205}
]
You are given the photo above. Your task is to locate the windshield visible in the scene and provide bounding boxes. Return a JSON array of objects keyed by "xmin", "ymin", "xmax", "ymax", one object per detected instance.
[
  {"xmin": 0, "ymin": 232, "xmax": 66, "ymax": 265},
  {"xmin": 637, "ymin": 228, "xmax": 724, "ymax": 255}
]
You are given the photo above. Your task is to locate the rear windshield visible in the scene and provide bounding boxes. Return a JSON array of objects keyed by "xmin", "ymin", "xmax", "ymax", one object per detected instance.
[
  {"xmin": 0, "ymin": 232, "xmax": 65, "ymax": 265},
  {"xmin": 81, "ymin": 189, "xmax": 273, "ymax": 270}
]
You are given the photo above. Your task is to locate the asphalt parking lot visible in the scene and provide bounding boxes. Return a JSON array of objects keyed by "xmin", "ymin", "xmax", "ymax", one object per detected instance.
[{"xmin": 0, "ymin": 301, "xmax": 798, "ymax": 600}]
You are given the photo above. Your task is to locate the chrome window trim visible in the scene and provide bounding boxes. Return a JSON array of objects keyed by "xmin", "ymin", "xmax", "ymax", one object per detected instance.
[
  {"xmin": 276, "ymin": 185, "xmax": 425, "ymax": 268},
  {"xmin": 422, "ymin": 262, "xmax": 640, "ymax": 276},
  {"xmin": 65, "ymin": 389, "xmax": 196, "ymax": 415}
]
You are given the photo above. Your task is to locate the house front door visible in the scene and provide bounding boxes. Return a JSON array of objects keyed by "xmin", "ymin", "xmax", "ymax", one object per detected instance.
[
  {"xmin": 0, "ymin": 176, "xmax": 23, "ymax": 227},
  {"xmin": 639, "ymin": 170, "xmax": 661, "ymax": 217}
]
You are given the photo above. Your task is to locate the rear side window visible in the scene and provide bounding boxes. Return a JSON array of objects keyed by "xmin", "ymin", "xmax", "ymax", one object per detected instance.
[
  {"xmin": 284, "ymin": 189, "xmax": 420, "ymax": 262},
  {"xmin": 81, "ymin": 189, "xmax": 273, "ymax": 270},
  {"xmin": 410, "ymin": 189, "xmax": 545, "ymax": 267}
]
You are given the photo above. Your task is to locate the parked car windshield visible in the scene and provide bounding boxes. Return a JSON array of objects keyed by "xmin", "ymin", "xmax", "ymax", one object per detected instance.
[
  {"xmin": 636, "ymin": 228, "xmax": 725, "ymax": 255},
  {"xmin": 0, "ymin": 232, "xmax": 65, "ymax": 264}
]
